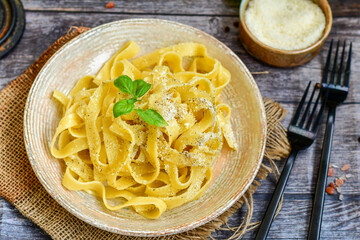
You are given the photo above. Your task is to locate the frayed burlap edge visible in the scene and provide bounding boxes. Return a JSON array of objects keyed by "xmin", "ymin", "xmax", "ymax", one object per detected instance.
[{"xmin": 0, "ymin": 27, "xmax": 291, "ymax": 240}]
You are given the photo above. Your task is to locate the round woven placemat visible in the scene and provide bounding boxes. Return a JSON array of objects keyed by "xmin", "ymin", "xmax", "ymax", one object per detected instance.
[{"xmin": 0, "ymin": 27, "xmax": 291, "ymax": 239}]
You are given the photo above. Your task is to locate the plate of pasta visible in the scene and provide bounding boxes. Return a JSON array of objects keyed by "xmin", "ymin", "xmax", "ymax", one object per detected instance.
[{"xmin": 24, "ymin": 19, "xmax": 266, "ymax": 236}]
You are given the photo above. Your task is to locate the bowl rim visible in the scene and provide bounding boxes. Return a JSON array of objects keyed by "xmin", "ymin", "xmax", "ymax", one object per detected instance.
[
  {"xmin": 239, "ymin": 0, "xmax": 333, "ymax": 54},
  {"xmin": 24, "ymin": 18, "xmax": 267, "ymax": 237}
]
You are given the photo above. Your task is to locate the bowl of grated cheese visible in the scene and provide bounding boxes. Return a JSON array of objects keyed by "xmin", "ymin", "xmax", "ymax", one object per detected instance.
[{"xmin": 239, "ymin": 0, "xmax": 332, "ymax": 67}]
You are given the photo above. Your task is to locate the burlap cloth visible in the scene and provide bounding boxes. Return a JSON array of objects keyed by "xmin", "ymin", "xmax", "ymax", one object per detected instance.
[{"xmin": 0, "ymin": 27, "xmax": 291, "ymax": 239}]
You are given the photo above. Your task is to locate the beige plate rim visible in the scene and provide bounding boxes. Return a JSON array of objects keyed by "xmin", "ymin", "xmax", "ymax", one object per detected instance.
[{"xmin": 23, "ymin": 18, "xmax": 267, "ymax": 237}]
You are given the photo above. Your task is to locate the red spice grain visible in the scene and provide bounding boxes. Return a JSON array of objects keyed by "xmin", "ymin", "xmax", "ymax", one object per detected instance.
[
  {"xmin": 341, "ymin": 164, "xmax": 351, "ymax": 171},
  {"xmin": 335, "ymin": 178, "xmax": 344, "ymax": 187},
  {"xmin": 326, "ymin": 186, "xmax": 335, "ymax": 195},
  {"xmin": 105, "ymin": 1, "xmax": 115, "ymax": 8},
  {"xmin": 328, "ymin": 167, "xmax": 334, "ymax": 177}
]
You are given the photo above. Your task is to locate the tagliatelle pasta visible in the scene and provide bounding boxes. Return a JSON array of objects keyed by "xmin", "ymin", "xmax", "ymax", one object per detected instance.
[{"xmin": 51, "ymin": 41, "xmax": 237, "ymax": 219}]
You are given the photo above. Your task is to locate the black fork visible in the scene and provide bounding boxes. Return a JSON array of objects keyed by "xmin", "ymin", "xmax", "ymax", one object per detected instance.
[
  {"xmin": 255, "ymin": 82, "xmax": 326, "ymax": 240},
  {"xmin": 308, "ymin": 40, "xmax": 352, "ymax": 240}
]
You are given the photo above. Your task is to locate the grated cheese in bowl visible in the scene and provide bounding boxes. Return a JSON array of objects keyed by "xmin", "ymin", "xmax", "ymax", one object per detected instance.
[{"xmin": 244, "ymin": 0, "xmax": 326, "ymax": 51}]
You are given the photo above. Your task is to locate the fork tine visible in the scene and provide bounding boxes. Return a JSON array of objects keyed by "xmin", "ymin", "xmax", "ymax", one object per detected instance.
[
  {"xmin": 305, "ymin": 86, "xmax": 321, "ymax": 130},
  {"xmin": 344, "ymin": 42, "xmax": 352, "ymax": 87},
  {"xmin": 291, "ymin": 81, "xmax": 311, "ymax": 126},
  {"xmin": 336, "ymin": 40, "xmax": 346, "ymax": 86},
  {"xmin": 298, "ymin": 84, "xmax": 317, "ymax": 127},
  {"xmin": 312, "ymin": 90, "xmax": 327, "ymax": 132},
  {"xmin": 323, "ymin": 40, "xmax": 333, "ymax": 84},
  {"xmin": 329, "ymin": 40, "xmax": 340, "ymax": 84}
]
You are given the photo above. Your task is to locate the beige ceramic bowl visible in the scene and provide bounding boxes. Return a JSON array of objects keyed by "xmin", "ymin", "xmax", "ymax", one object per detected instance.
[
  {"xmin": 24, "ymin": 19, "xmax": 266, "ymax": 236},
  {"xmin": 239, "ymin": 0, "xmax": 332, "ymax": 67}
]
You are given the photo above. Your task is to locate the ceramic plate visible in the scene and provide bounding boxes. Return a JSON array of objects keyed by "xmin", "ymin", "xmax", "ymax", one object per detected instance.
[{"xmin": 24, "ymin": 19, "xmax": 266, "ymax": 236}]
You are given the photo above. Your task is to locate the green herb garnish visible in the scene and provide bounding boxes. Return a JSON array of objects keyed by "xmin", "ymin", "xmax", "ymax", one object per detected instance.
[
  {"xmin": 135, "ymin": 109, "xmax": 168, "ymax": 127},
  {"xmin": 113, "ymin": 75, "xmax": 168, "ymax": 127}
]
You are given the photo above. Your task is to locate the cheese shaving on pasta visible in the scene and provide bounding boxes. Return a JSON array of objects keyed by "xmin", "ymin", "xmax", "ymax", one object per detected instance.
[{"xmin": 51, "ymin": 41, "xmax": 237, "ymax": 219}]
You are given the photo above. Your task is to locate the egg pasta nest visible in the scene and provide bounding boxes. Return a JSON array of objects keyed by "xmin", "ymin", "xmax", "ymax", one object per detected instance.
[{"xmin": 51, "ymin": 41, "xmax": 237, "ymax": 219}]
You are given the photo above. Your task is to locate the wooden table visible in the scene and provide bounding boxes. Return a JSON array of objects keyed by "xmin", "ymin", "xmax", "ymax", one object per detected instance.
[{"xmin": 1, "ymin": 1, "xmax": 359, "ymax": 239}]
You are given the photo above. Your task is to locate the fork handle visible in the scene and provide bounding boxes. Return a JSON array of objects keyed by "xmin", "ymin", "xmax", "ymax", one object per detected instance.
[
  {"xmin": 255, "ymin": 150, "xmax": 299, "ymax": 240},
  {"xmin": 308, "ymin": 106, "xmax": 336, "ymax": 240}
]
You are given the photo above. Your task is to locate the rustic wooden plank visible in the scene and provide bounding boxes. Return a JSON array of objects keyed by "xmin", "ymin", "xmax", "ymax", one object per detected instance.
[
  {"xmin": 256, "ymin": 103, "xmax": 360, "ymax": 195},
  {"xmin": 1, "ymin": 191, "xmax": 359, "ymax": 239},
  {"xmin": 0, "ymin": 100, "xmax": 358, "ymax": 239},
  {"xmin": 329, "ymin": 0, "xmax": 360, "ymax": 18},
  {"xmin": 1, "ymin": 5, "xmax": 359, "ymax": 240},
  {"xmin": 0, "ymin": 99, "xmax": 358, "ymax": 239},
  {"xmin": 226, "ymin": 194, "xmax": 360, "ymax": 239},
  {"xmin": 0, "ymin": 199, "xmax": 50, "ymax": 239},
  {"xmin": 224, "ymin": 197, "xmax": 359, "ymax": 239},
  {"xmin": 21, "ymin": 0, "xmax": 360, "ymax": 18},
  {"xmin": 1, "ymin": 13, "xmax": 360, "ymax": 103}
]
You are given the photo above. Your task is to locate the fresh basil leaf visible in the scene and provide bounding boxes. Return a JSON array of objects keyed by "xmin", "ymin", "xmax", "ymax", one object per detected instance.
[
  {"xmin": 135, "ymin": 109, "xmax": 168, "ymax": 127},
  {"xmin": 114, "ymin": 75, "xmax": 135, "ymax": 96},
  {"xmin": 113, "ymin": 99, "xmax": 134, "ymax": 118},
  {"xmin": 133, "ymin": 79, "xmax": 151, "ymax": 98},
  {"xmin": 127, "ymin": 98, "xmax": 138, "ymax": 105}
]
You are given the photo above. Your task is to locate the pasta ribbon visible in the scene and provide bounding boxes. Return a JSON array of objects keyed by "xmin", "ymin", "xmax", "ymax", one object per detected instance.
[{"xmin": 51, "ymin": 41, "xmax": 237, "ymax": 219}]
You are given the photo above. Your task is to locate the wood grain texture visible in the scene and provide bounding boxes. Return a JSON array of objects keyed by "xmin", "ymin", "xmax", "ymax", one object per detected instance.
[
  {"xmin": 1, "ymin": 12, "xmax": 360, "ymax": 101},
  {"xmin": 21, "ymin": 0, "xmax": 360, "ymax": 18},
  {"xmin": 260, "ymin": 103, "xmax": 360, "ymax": 195},
  {"xmin": 0, "ymin": 199, "xmax": 51, "ymax": 240},
  {"xmin": 0, "ymin": 1, "xmax": 359, "ymax": 239}
]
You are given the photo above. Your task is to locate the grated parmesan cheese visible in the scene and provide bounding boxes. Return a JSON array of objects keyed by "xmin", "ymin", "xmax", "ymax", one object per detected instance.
[
  {"xmin": 161, "ymin": 93, "xmax": 178, "ymax": 121},
  {"xmin": 244, "ymin": 0, "xmax": 326, "ymax": 50}
]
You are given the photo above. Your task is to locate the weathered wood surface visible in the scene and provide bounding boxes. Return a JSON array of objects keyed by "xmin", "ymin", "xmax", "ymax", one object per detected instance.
[
  {"xmin": 0, "ymin": 0, "xmax": 359, "ymax": 239},
  {"xmin": 21, "ymin": 0, "xmax": 360, "ymax": 18},
  {"xmin": 1, "ymin": 13, "xmax": 360, "ymax": 102}
]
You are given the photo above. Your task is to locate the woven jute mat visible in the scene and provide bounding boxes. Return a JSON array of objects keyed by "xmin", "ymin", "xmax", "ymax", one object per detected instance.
[{"xmin": 0, "ymin": 27, "xmax": 291, "ymax": 239}]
